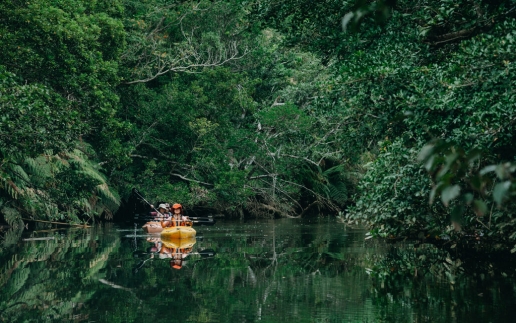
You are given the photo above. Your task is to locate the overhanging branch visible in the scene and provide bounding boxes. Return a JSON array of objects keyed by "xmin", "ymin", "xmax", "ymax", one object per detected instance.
[{"xmin": 170, "ymin": 173, "xmax": 213, "ymax": 186}]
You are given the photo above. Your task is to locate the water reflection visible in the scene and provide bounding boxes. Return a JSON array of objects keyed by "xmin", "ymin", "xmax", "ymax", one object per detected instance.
[
  {"xmin": 0, "ymin": 219, "xmax": 514, "ymax": 322},
  {"xmin": 136, "ymin": 236, "xmax": 198, "ymax": 271}
]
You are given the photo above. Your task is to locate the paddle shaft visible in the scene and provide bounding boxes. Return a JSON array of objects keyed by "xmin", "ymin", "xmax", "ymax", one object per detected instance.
[
  {"xmin": 140, "ymin": 251, "xmax": 215, "ymax": 257},
  {"xmin": 137, "ymin": 220, "xmax": 214, "ymax": 226},
  {"xmin": 132, "ymin": 188, "xmax": 165, "ymax": 216},
  {"xmin": 134, "ymin": 215, "xmax": 215, "ymax": 225},
  {"xmin": 135, "ymin": 215, "xmax": 214, "ymax": 221}
]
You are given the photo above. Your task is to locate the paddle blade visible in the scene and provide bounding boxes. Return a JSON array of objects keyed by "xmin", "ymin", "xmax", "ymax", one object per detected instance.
[{"xmin": 199, "ymin": 249, "xmax": 216, "ymax": 258}]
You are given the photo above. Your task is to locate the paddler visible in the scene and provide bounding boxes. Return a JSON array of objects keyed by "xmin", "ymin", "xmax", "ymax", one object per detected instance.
[
  {"xmin": 149, "ymin": 203, "xmax": 170, "ymax": 219},
  {"xmin": 142, "ymin": 204, "xmax": 170, "ymax": 232},
  {"xmin": 161, "ymin": 203, "xmax": 192, "ymax": 227}
]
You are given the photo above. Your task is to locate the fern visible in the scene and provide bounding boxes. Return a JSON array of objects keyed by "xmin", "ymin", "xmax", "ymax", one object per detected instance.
[
  {"xmin": 324, "ymin": 165, "xmax": 349, "ymax": 206},
  {"xmin": 299, "ymin": 162, "xmax": 350, "ymax": 207},
  {"xmin": 1, "ymin": 207, "xmax": 22, "ymax": 227},
  {"xmin": 0, "ymin": 226, "xmax": 23, "ymax": 251},
  {"xmin": 328, "ymin": 182, "xmax": 348, "ymax": 206},
  {"xmin": 1, "ymin": 143, "xmax": 121, "ymax": 224}
]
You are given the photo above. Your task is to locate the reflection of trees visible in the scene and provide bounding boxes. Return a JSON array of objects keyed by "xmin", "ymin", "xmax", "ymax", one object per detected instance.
[
  {"xmin": 75, "ymin": 219, "xmax": 376, "ymax": 323},
  {"xmin": 364, "ymin": 242, "xmax": 516, "ymax": 323},
  {"xmin": 177, "ymin": 220, "xmax": 375, "ymax": 323},
  {"xmin": 1, "ymin": 220, "xmax": 515, "ymax": 323},
  {"xmin": 0, "ymin": 225, "xmax": 120, "ymax": 322}
]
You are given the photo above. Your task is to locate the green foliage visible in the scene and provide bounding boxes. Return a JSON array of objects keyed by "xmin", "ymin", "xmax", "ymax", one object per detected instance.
[
  {"xmin": 418, "ymin": 141, "xmax": 516, "ymax": 252},
  {"xmin": 347, "ymin": 141, "xmax": 444, "ymax": 238},
  {"xmin": 0, "ymin": 0, "xmax": 124, "ymax": 119},
  {"xmin": 0, "ymin": 0, "xmax": 358, "ymax": 222},
  {"xmin": 0, "ymin": 66, "xmax": 84, "ymax": 156},
  {"xmin": 0, "ymin": 0, "xmax": 124, "ymax": 223},
  {"xmin": 274, "ymin": 0, "xmax": 516, "ymax": 251},
  {"xmin": 7, "ymin": 0, "xmax": 515, "ymax": 233},
  {"xmin": 1, "ymin": 144, "xmax": 120, "ymax": 224},
  {"xmin": 121, "ymin": 0, "xmax": 249, "ymax": 83}
]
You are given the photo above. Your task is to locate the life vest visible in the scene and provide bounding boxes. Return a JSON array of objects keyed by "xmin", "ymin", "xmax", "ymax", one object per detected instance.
[
  {"xmin": 165, "ymin": 247, "xmax": 193, "ymax": 254},
  {"xmin": 159, "ymin": 246, "xmax": 192, "ymax": 264},
  {"xmin": 168, "ymin": 215, "xmax": 191, "ymax": 227}
]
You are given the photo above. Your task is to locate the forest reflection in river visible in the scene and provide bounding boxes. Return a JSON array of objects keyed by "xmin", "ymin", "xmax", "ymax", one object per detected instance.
[{"xmin": 1, "ymin": 218, "xmax": 515, "ymax": 322}]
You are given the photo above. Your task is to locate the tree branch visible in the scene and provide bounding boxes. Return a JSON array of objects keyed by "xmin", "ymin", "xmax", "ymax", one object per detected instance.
[
  {"xmin": 248, "ymin": 174, "xmax": 280, "ymax": 180},
  {"xmin": 280, "ymin": 154, "xmax": 319, "ymax": 166},
  {"xmin": 170, "ymin": 173, "xmax": 213, "ymax": 186}
]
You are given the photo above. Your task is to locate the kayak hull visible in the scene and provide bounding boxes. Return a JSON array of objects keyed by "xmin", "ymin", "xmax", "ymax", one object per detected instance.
[
  {"xmin": 161, "ymin": 226, "xmax": 196, "ymax": 239},
  {"xmin": 162, "ymin": 236, "xmax": 196, "ymax": 249},
  {"xmin": 142, "ymin": 222, "xmax": 163, "ymax": 234}
]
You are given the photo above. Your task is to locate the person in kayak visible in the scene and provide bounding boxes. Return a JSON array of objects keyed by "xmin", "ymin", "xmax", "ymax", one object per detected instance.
[
  {"xmin": 149, "ymin": 204, "xmax": 170, "ymax": 218},
  {"xmin": 161, "ymin": 203, "xmax": 191, "ymax": 227},
  {"xmin": 142, "ymin": 204, "xmax": 171, "ymax": 232}
]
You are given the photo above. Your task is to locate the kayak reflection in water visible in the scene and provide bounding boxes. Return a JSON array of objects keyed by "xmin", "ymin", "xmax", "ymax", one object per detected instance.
[
  {"xmin": 147, "ymin": 236, "xmax": 196, "ymax": 270},
  {"xmin": 161, "ymin": 244, "xmax": 193, "ymax": 270},
  {"xmin": 136, "ymin": 236, "xmax": 215, "ymax": 273}
]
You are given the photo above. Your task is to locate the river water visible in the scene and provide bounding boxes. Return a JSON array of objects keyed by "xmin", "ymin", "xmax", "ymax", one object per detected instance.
[{"xmin": 0, "ymin": 218, "xmax": 514, "ymax": 322}]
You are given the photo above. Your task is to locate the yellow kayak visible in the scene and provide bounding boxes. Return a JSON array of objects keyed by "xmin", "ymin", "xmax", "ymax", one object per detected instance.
[
  {"xmin": 162, "ymin": 236, "xmax": 196, "ymax": 249},
  {"xmin": 161, "ymin": 226, "xmax": 196, "ymax": 239}
]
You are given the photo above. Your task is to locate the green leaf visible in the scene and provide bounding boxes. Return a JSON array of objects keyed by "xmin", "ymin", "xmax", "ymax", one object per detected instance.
[
  {"xmin": 436, "ymin": 153, "xmax": 458, "ymax": 179},
  {"xmin": 441, "ymin": 184, "xmax": 460, "ymax": 206},
  {"xmin": 469, "ymin": 175, "xmax": 483, "ymax": 192},
  {"xmin": 473, "ymin": 199, "xmax": 487, "ymax": 216},
  {"xmin": 430, "ymin": 182, "xmax": 445, "ymax": 204},
  {"xmin": 493, "ymin": 181, "xmax": 511, "ymax": 206},
  {"xmin": 463, "ymin": 193, "xmax": 473, "ymax": 204},
  {"xmin": 479, "ymin": 165, "xmax": 496, "ymax": 175},
  {"xmin": 495, "ymin": 164, "xmax": 508, "ymax": 180},
  {"xmin": 424, "ymin": 155, "xmax": 435, "ymax": 172},
  {"xmin": 417, "ymin": 144, "xmax": 434, "ymax": 162}
]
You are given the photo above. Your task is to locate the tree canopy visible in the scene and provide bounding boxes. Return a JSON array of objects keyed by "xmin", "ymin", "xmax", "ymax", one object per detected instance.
[{"xmin": 2, "ymin": 0, "xmax": 516, "ymax": 253}]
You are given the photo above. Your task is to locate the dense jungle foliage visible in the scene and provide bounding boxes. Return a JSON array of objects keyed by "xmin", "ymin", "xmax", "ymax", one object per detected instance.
[{"xmin": 2, "ymin": 0, "xmax": 516, "ymax": 254}]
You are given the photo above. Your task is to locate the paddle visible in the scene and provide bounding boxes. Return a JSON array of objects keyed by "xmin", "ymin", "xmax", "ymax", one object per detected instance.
[
  {"xmin": 132, "ymin": 249, "xmax": 216, "ymax": 273},
  {"xmin": 132, "ymin": 188, "xmax": 217, "ymax": 226},
  {"xmin": 198, "ymin": 248, "xmax": 216, "ymax": 258},
  {"xmin": 134, "ymin": 249, "xmax": 216, "ymax": 258},
  {"xmin": 132, "ymin": 188, "xmax": 167, "ymax": 217},
  {"xmin": 133, "ymin": 255, "xmax": 153, "ymax": 273},
  {"xmin": 133, "ymin": 214, "xmax": 216, "ymax": 225}
]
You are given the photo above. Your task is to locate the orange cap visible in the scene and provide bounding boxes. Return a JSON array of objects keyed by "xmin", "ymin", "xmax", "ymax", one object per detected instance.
[{"xmin": 172, "ymin": 203, "xmax": 182, "ymax": 209}]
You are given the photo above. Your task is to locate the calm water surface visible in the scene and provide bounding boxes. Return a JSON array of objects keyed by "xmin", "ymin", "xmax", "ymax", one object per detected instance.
[{"xmin": 0, "ymin": 218, "xmax": 514, "ymax": 322}]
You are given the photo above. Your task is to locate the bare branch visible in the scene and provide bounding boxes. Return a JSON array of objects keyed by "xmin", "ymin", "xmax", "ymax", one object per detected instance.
[
  {"xmin": 125, "ymin": 42, "xmax": 248, "ymax": 84},
  {"xmin": 248, "ymin": 174, "xmax": 280, "ymax": 180},
  {"xmin": 134, "ymin": 121, "xmax": 158, "ymax": 149},
  {"xmin": 170, "ymin": 173, "xmax": 213, "ymax": 186},
  {"xmin": 276, "ymin": 178, "xmax": 331, "ymax": 203},
  {"xmin": 129, "ymin": 154, "xmax": 158, "ymax": 160},
  {"xmin": 123, "ymin": 3, "xmax": 249, "ymax": 84}
]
